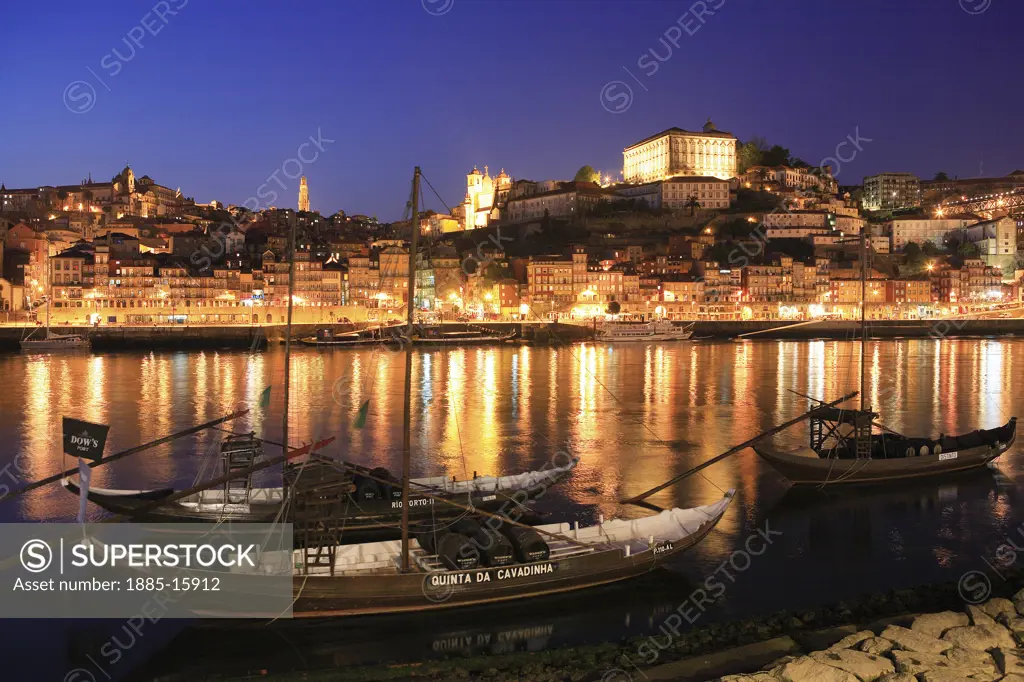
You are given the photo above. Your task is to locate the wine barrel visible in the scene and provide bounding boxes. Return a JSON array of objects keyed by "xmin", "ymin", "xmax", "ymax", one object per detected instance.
[
  {"xmin": 918, "ymin": 445, "xmax": 930, "ymax": 457},
  {"xmin": 411, "ymin": 521, "xmax": 447, "ymax": 554},
  {"xmin": 368, "ymin": 467, "xmax": 403, "ymax": 499},
  {"xmin": 436, "ymin": 533, "xmax": 480, "ymax": 571},
  {"xmin": 471, "ymin": 527, "xmax": 515, "ymax": 567},
  {"xmin": 932, "ymin": 443, "xmax": 942, "ymax": 455},
  {"xmin": 500, "ymin": 525, "xmax": 550, "ymax": 563}
]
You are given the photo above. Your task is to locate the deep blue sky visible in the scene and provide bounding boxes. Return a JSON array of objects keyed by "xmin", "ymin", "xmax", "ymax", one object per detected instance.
[{"xmin": 1, "ymin": 0, "xmax": 1022, "ymax": 221}]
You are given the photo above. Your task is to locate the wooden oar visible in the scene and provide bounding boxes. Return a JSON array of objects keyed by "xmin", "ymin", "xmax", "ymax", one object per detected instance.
[
  {"xmin": 101, "ymin": 436, "xmax": 337, "ymax": 521},
  {"xmin": 620, "ymin": 392, "xmax": 858, "ymax": 505},
  {"xmin": 2, "ymin": 409, "xmax": 249, "ymax": 505}
]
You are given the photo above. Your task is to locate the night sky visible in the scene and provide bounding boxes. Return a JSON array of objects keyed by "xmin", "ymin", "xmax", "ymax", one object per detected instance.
[{"xmin": 1, "ymin": 0, "xmax": 1022, "ymax": 220}]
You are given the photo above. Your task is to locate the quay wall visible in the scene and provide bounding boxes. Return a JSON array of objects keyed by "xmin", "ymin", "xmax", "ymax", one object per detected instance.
[{"xmin": 1, "ymin": 318, "xmax": 1022, "ymax": 351}]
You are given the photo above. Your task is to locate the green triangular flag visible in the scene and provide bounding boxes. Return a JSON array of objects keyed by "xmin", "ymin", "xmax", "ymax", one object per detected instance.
[
  {"xmin": 354, "ymin": 399, "xmax": 370, "ymax": 429},
  {"xmin": 258, "ymin": 385, "xmax": 272, "ymax": 409}
]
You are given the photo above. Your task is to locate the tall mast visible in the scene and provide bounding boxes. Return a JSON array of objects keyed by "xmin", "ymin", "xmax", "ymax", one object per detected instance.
[
  {"xmin": 859, "ymin": 227, "xmax": 867, "ymax": 412},
  {"xmin": 400, "ymin": 167, "xmax": 421, "ymax": 572},
  {"xmin": 283, "ymin": 212, "xmax": 298, "ymax": 450}
]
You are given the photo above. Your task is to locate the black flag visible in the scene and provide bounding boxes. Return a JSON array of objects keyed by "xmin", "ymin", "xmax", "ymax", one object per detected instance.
[{"xmin": 62, "ymin": 417, "xmax": 109, "ymax": 462}]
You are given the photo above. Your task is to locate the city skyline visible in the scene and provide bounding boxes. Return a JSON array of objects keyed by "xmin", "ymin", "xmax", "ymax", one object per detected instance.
[{"xmin": 2, "ymin": 0, "xmax": 1023, "ymax": 220}]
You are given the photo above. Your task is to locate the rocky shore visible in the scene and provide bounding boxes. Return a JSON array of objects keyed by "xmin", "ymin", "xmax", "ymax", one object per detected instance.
[
  {"xmin": 195, "ymin": 573, "xmax": 1024, "ymax": 681},
  {"xmin": 713, "ymin": 591, "xmax": 1024, "ymax": 681}
]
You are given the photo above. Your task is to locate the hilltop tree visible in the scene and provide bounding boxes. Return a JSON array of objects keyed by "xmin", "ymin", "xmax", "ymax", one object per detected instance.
[
  {"xmin": 684, "ymin": 195, "xmax": 702, "ymax": 216},
  {"xmin": 760, "ymin": 145, "xmax": 793, "ymax": 167},
  {"xmin": 933, "ymin": 171, "xmax": 950, "ymax": 181},
  {"xmin": 573, "ymin": 165, "xmax": 600, "ymax": 184},
  {"xmin": 737, "ymin": 138, "xmax": 766, "ymax": 174}
]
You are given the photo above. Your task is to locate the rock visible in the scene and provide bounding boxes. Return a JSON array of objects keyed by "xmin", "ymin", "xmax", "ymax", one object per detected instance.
[
  {"xmin": 891, "ymin": 650, "xmax": 950, "ymax": 675},
  {"xmin": 979, "ymin": 597, "xmax": 1016, "ymax": 619},
  {"xmin": 917, "ymin": 670, "xmax": 1000, "ymax": 681},
  {"xmin": 859, "ymin": 637, "xmax": 894, "ymax": 655},
  {"xmin": 966, "ymin": 604, "xmax": 997, "ymax": 627},
  {"xmin": 792, "ymin": 625, "xmax": 859, "ymax": 652},
  {"xmin": 775, "ymin": 656, "xmax": 859, "ymax": 682},
  {"xmin": 874, "ymin": 675, "xmax": 917, "ymax": 682},
  {"xmin": 992, "ymin": 647, "xmax": 1024, "ymax": 675},
  {"xmin": 1001, "ymin": 674, "xmax": 1024, "ymax": 682},
  {"xmin": 1013, "ymin": 587, "xmax": 1024, "ymax": 616},
  {"xmin": 760, "ymin": 655, "xmax": 798, "ymax": 671},
  {"xmin": 718, "ymin": 675, "xmax": 777, "ymax": 681},
  {"xmin": 828, "ymin": 630, "xmax": 875, "ymax": 651},
  {"xmin": 809, "ymin": 649, "xmax": 895, "ymax": 680},
  {"xmin": 881, "ymin": 625, "xmax": 952, "ymax": 654},
  {"xmin": 911, "ymin": 611, "xmax": 969, "ymax": 638},
  {"xmin": 941, "ymin": 624, "xmax": 1016, "ymax": 651},
  {"xmin": 944, "ymin": 646, "xmax": 996, "ymax": 671},
  {"xmin": 998, "ymin": 614, "xmax": 1024, "ymax": 644}
]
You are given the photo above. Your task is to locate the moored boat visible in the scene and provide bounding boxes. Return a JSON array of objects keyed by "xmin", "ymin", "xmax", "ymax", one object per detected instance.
[{"xmin": 596, "ymin": 320, "xmax": 694, "ymax": 342}]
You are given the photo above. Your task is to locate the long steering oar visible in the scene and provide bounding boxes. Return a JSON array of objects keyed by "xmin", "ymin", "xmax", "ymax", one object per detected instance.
[
  {"xmin": 1, "ymin": 409, "xmax": 249, "ymax": 505},
  {"xmin": 620, "ymin": 392, "xmax": 858, "ymax": 505}
]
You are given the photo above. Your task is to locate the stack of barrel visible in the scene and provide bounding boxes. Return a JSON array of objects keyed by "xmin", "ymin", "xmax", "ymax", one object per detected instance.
[{"xmin": 413, "ymin": 517, "xmax": 550, "ymax": 571}]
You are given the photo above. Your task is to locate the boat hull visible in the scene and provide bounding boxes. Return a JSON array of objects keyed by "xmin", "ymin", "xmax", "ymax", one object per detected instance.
[{"xmin": 754, "ymin": 418, "xmax": 1016, "ymax": 486}]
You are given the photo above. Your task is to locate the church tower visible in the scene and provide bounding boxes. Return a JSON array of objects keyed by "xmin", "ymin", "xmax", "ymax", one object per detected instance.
[{"xmin": 298, "ymin": 176, "xmax": 310, "ymax": 212}]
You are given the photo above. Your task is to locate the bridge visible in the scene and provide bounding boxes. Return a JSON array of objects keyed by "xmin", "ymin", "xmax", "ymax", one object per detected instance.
[{"xmin": 937, "ymin": 188, "xmax": 1024, "ymax": 218}]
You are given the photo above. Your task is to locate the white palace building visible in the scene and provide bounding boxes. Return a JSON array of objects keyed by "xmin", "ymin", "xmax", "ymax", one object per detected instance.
[{"xmin": 623, "ymin": 119, "xmax": 737, "ymax": 184}]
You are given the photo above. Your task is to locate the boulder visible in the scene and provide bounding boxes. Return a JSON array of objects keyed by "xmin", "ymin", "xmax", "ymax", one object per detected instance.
[
  {"xmin": 809, "ymin": 649, "xmax": 895, "ymax": 680},
  {"xmin": 774, "ymin": 656, "xmax": 860, "ymax": 682},
  {"xmin": 881, "ymin": 625, "xmax": 952, "ymax": 654},
  {"xmin": 941, "ymin": 624, "xmax": 1016, "ymax": 651},
  {"xmin": 911, "ymin": 611, "xmax": 969, "ymax": 638},
  {"xmin": 859, "ymin": 637, "xmax": 894, "ymax": 656},
  {"xmin": 1013, "ymin": 586, "xmax": 1024, "ymax": 616},
  {"xmin": 992, "ymin": 647, "xmax": 1024, "ymax": 676},
  {"xmin": 891, "ymin": 650, "xmax": 950, "ymax": 675},
  {"xmin": 917, "ymin": 670, "xmax": 1000, "ymax": 681},
  {"xmin": 874, "ymin": 675, "xmax": 917, "ymax": 682},
  {"xmin": 979, "ymin": 597, "xmax": 1016, "ymax": 619},
  {"xmin": 966, "ymin": 604, "xmax": 996, "ymax": 627},
  {"xmin": 827, "ymin": 630, "xmax": 875, "ymax": 652},
  {"xmin": 944, "ymin": 646, "xmax": 997, "ymax": 672},
  {"xmin": 718, "ymin": 674, "xmax": 778, "ymax": 681}
]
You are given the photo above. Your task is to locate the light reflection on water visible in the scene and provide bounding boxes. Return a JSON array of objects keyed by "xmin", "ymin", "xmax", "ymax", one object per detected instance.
[{"xmin": 1, "ymin": 339, "xmax": 1024, "ymax": 676}]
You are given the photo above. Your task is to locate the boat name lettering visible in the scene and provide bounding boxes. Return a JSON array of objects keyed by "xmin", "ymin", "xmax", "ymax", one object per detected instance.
[
  {"xmin": 481, "ymin": 495, "xmax": 496, "ymax": 502},
  {"xmin": 938, "ymin": 451, "xmax": 958, "ymax": 461},
  {"xmin": 391, "ymin": 498, "xmax": 434, "ymax": 509},
  {"xmin": 428, "ymin": 563, "xmax": 555, "ymax": 587},
  {"xmin": 653, "ymin": 542, "xmax": 674, "ymax": 555}
]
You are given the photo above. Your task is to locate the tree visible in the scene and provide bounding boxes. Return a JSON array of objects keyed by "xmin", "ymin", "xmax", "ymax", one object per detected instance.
[
  {"xmin": 606, "ymin": 301, "xmax": 621, "ymax": 315},
  {"xmin": 573, "ymin": 166, "xmax": 599, "ymax": 184},
  {"xmin": 957, "ymin": 241, "xmax": 980, "ymax": 258},
  {"xmin": 760, "ymin": 145, "xmax": 793, "ymax": 167},
  {"xmin": 737, "ymin": 140, "xmax": 764, "ymax": 174},
  {"xmin": 933, "ymin": 172, "xmax": 950, "ymax": 182},
  {"xmin": 684, "ymin": 195, "xmax": 702, "ymax": 216}
]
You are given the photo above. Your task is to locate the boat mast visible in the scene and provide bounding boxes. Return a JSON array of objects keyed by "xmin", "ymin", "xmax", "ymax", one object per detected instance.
[
  {"xmin": 859, "ymin": 228, "xmax": 867, "ymax": 413},
  {"xmin": 283, "ymin": 212, "xmax": 298, "ymax": 450},
  {"xmin": 400, "ymin": 167, "xmax": 421, "ymax": 573}
]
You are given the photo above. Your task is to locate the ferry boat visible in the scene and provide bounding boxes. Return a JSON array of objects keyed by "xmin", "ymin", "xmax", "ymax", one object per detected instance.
[{"xmin": 596, "ymin": 320, "xmax": 694, "ymax": 342}]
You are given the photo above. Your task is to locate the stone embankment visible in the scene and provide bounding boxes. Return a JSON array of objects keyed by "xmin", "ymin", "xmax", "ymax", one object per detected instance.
[{"xmin": 711, "ymin": 590, "xmax": 1024, "ymax": 681}]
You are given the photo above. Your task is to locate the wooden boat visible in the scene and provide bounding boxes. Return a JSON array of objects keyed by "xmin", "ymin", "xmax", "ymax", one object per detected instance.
[
  {"xmin": 299, "ymin": 326, "xmax": 515, "ymax": 347},
  {"xmin": 412, "ymin": 327, "xmax": 516, "ymax": 346},
  {"xmin": 62, "ymin": 452, "xmax": 578, "ymax": 539},
  {"xmin": 753, "ymin": 407, "xmax": 1016, "ymax": 486},
  {"xmin": 754, "ymin": 231, "xmax": 1018, "ymax": 487},
  {"xmin": 195, "ymin": 490, "xmax": 735, "ymax": 618},
  {"xmin": 298, "ymin": 326, "xmax": 405, "ymax": 347}
]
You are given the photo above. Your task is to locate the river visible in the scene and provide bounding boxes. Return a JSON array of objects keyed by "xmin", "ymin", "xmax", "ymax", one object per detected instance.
[{"xmin": 0, "ymin": 339, "xmax": 1022, "ymax": 679}]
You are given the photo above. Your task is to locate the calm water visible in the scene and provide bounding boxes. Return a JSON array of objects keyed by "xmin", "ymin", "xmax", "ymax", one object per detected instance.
[{"xmin": 1, "ymin": 340, "xmax": 1023, "ymax": 679}]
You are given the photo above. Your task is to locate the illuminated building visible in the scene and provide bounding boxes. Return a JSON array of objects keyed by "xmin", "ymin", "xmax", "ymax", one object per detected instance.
[
  {"xmin": 298, "ymin": 176, "xmax": 310, "ymax": 212},
  {"xmin": 887, "ymin": 215, "xmax": 977, "ymax": 250},
  {"xmin": 457, "ymin": 166, "xmax": 511, "ymax": 230},
  {"xmin": 617, "ymin": 176, "xmax": 731, "ymax": 211},
  {"xmin": 505, "ymin": 183, "xmax": 613, "ymax": 223},
  {"xmin": 863, "ymin": 173, "xmax": 921, "ymax": 212},
  {"xmin": 623, "ymin": 120, "xmax": 737, "ymax": 184}
]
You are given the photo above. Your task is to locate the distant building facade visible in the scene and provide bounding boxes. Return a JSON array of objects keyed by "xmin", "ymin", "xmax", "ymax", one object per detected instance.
[
  {"xmin": 623, "ymin": 120, "xmax": 737, "ymax": 184},
  {"xmin": 863, "ymin": 173, "xmax": 921, "ymax": 212}
]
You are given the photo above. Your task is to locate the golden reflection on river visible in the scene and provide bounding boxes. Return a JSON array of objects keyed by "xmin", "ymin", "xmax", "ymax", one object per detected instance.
[{"xmin": 1, "ymin": 339, "xmax": 1022, "ymax": 526}]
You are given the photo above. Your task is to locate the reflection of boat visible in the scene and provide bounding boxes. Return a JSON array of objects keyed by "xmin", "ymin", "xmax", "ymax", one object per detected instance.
[
  {"xmin": 596, "ymin": 320, "xmax": 694, "ymax": 342},
  {"xmin": 755, "ymin": 230, "xmax": 1018, "ymax": 486},
  {"xmin": 125, "ymin": 572, "xmax": 703, "ymax": 679}
]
